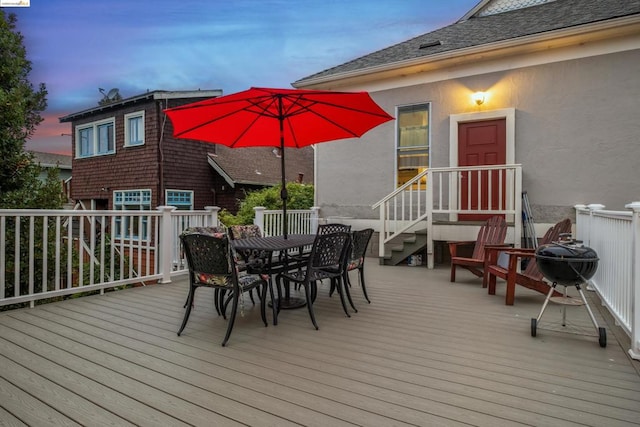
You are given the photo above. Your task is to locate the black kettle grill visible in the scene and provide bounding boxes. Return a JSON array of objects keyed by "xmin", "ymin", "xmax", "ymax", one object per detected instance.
[
  {"xmin": 535, "ymin": 240, "xmax": 598, "ymax": 285},
  {"xmin": 531, "ymin": 236, "xmax": 606, "ymax": 347}
]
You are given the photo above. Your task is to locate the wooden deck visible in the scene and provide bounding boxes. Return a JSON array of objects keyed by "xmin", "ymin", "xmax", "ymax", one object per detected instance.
[{"xmin": 1, "ymin": 262, "xmax": 639, "ymax": 426}]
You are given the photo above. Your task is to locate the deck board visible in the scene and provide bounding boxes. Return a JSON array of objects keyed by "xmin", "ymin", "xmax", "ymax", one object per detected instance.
[{"xmin": 1, "ymin": 263, "xmax": 639, "ymax": 426}]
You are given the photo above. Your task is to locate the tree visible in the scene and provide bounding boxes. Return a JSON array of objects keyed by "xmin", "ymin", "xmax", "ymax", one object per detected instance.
[
  {"xmin": 0, "ymin": 10, "xmax": 50, "ymax": 206},
  {"xmin": 0, "ymin": 11, "xmax": 66, "ymax": 310}
]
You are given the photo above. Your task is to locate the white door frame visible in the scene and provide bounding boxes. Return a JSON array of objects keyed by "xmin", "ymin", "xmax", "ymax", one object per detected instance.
[{"xmin": 448, "ymin": 108, "xmax": 516, "ymax": 221}]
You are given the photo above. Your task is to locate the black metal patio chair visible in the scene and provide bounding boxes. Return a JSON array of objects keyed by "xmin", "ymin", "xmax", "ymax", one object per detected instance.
[
  {"xmin": 277, "ymin": 231, "xmax": 352, "ymax": 330},
  {"xmin": 344, "ymin": 228, "xmax": 374, "ymax": 304},
  {"xmin": 317, "ymin": 223, "xmax": 351, "ymax": 235},
  {"xmin": 180, "ymin": 226, "xmax": 232, "ymax": 314},
  {"xmin": 178, "ymin": 231, "xmax": 268, "ymax": 346},
  {"xmin": 228, "ymin": 224, "xmax": 282, "ymax": 321}
]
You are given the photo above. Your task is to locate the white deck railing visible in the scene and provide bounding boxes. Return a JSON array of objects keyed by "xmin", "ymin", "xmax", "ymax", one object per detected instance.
[
  {"xmin": 0, "ymin": 206, "xmax": 219, "ymax": 308},
  {"xmin": 254, "ymin": 206, "xmax": 320, "ymax": 236},
  {"xmin": 373, "ymin": 164, "xmax": 522, "ymax": 268},
  {"xmin": 575, "ymin": 202, "xmax": 640, "ymax": 360}
]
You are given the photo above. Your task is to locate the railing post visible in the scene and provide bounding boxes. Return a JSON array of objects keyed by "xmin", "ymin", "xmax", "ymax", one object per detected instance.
[
  {"xmin": 426, "ymin": 169, "xmax": 434, "ymax": 269},
  {"xmin": 574, "ymin": 204, "xmax": 587, "ymax": 243},
  {"xmin": 310, "ymin": 206, "xmax": 320, "ymax": 234},
  {"xmin": 626, "ymin": 201, "xmax": 640, "ymax": 360},
  {"xmin": 585, "ymin": 203, "xmax": 605, "ymax": 247},
  {"xmin": 158, "ymin": 205, "xmax": 176, "ymax": 284},
  {"xmin": 378, "ymin": 201, "xmax": 386, "ymax": 258},
  {"xmin": 514, "ymin": 166, "xmax": 522, "ymax": 248},
  {"xmin": 204, "ymin": 206, "xmax": 220, "ymax": 226},
  {"xmin": 254, "ymin": 206, "xmax": 265, "ymax": 235}
]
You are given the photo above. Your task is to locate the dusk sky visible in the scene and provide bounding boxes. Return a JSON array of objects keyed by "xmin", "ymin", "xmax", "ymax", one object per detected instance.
[{"xmin": 9, "ymin": 0, "xmax": 479, "ymax": 155}]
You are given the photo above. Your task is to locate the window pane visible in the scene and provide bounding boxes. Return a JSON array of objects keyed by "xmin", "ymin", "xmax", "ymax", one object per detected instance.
[
  {"xmin": 397, "ymin": 104, "xmax": 429, "ymax": 187},
  {"xmin": 128, "ymin": 116, "xmax": 143, "ymax": 145},
  {"xmin": 113, "ymin": 190, "xmax": 151, "ymax": 240},
  {"xmin": 97, "ymin": 122, "xmax": 114, "ymax": 154},
  {"xmin": 79, "ymin": 128, "xmax": 93, "ymax": 157},
  {"xmin": 167, "ymin": 190, "xmax": 193, "ymax": 210}
]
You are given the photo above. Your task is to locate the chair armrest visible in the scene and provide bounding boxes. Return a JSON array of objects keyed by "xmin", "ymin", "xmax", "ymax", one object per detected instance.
[
  {"xmin": 502, "ymin": 249, "xmax": 536, "ymax": 258},
  {"xmin": 485, "ymin": 248, "xmax": 536, "ymax": 274},
  {"xmin": 448, "ymin": 241, "xmax": 476, "ymax": 257},
  {"xmin": 448, "ymin": 240, "xmax": 476, "ymax": 246},
  {"xmin": 484, "ymin": 244, "xmax": 514, "ymax": 264}
]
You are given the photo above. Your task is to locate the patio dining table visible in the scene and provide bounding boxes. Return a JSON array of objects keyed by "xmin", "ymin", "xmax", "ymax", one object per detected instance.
[{"xmin": 231, "ymin": 234, "xmax": 316, "ymax": 323}]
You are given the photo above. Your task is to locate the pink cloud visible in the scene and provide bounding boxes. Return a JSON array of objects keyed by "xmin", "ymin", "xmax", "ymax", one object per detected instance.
[{"xmin": 25, "ymin": 111, "xmax": 73, "ymax": 155}]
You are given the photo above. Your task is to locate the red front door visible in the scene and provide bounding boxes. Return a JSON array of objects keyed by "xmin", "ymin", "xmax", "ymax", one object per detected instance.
[{"xmin": 458, "ymin": 119, "xmax": 506, "ymax": 221}]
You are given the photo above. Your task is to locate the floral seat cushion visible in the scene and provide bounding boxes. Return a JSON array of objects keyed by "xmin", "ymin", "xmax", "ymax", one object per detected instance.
[
  {"xmin": 196, "ymin": 271, "xmax": 266, "ymax": 289},
  {"xmin": 229, "ymin": 225, "xmax": 262, "ymax": 240},
  {"xmin": 181, "ymin": 226, "xmax": 226, "ymax": 238},
  {"xmin": 347, "ymin": 257, "xmax": 364, "ymax": 271}
]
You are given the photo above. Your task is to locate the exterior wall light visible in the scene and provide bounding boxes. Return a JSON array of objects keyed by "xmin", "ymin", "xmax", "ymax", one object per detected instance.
[{"xmin": 472, "ymin": 91, "xmax": 486, "ymax": 105}]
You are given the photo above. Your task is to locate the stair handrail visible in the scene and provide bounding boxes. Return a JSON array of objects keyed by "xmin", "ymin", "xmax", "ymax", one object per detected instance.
[{"xmin": 373, "ymin": 164, "xmax": 522, "ymax": 267}]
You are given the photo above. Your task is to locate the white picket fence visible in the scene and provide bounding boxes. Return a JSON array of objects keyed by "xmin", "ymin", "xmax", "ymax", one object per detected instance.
[{"xmin": 575, "ymin": 202, "xmax": 640, "ymax": 360}]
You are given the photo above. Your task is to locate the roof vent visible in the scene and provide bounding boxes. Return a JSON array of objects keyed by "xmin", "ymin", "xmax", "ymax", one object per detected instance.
[{"xmin": 419, "ymin": 40, "xmax": 441, "ymax": 49}]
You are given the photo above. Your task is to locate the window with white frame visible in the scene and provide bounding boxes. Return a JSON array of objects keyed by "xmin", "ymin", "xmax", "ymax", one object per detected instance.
[
  {"xmin": 76, "ymin": 118, "xmax": 115, "ymax": 158},
  {"xmin": 397, "ymin": 103, "xmax": 430, "ymax": 188},
  {"xmin": 124, "ymin": 111, "xmax": 145, "ymax": 147},
  {"xmin": 166, "ymin": 190, "xmax": 193, "ymax": 210},
  {"xmin": 113, "ymin": 189, "xmax": 151, "ymax": 240}
]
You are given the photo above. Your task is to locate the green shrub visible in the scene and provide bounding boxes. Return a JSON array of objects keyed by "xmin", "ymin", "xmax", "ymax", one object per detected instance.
[{"xmin": 220, "ymin": 183, "xmax": 314, "ymax": 226}]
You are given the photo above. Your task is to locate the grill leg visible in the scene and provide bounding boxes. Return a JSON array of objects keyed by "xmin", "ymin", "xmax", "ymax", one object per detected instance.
[
  {"xmin": 575, "ymin": 283, "xmax": 602, "ymax": 334},
  {"xmin": 561, "ymin": 285, "xmax": 568, "ymax": 327},
  {"xmin": 536, "ymin": 282, "xmax": 558, "ymax": 323}
]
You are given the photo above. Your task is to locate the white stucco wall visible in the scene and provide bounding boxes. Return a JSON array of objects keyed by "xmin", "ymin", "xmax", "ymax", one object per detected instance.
[{"xmin": 315, "ymin": 48, "xmax": 640, "ymax": 221}]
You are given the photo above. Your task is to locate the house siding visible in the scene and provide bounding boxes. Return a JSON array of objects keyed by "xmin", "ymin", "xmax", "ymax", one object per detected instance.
[
  {"xmin": 314, "ymin": 48, "xmax": 640, "ymax": 221},
  {"xmin": 71, "ymin": 100, "xmax": 161, "ymax": 208},
  {"xmin": 160, "ymin": 98, "xmax": 216, "ymax": 210},
  {"xmin": 68, "ymin": 94, "xmax": 287, "ymax": 214}
]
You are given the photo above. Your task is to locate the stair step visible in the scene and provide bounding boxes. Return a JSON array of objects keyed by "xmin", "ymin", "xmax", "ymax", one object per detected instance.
[{"xmin": 381, "ymin": 229, "xmax": 428, "ymax": 266}]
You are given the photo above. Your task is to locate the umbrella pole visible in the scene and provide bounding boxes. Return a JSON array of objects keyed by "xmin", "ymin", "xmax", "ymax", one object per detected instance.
[
  {"xmin": 280, "ymin": 139, "xmax": 287, "ymax": 239},
  {"xmin": 278, "ymin": 98, "xmax": 288, "ymax": 239}
]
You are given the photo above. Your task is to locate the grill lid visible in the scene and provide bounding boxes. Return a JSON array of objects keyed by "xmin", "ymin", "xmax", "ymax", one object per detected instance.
[{"xmin": 535, "ymin": 239, "xmax": 599, "ymax": 284}]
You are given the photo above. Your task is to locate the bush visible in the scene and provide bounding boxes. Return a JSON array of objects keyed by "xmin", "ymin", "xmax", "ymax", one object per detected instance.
[{"xmin": 220, "ymin": 183, "xmax": 314, "ymax": 226}]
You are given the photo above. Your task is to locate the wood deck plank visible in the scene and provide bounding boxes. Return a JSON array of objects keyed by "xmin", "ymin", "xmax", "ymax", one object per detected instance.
[
  {"xmin": 1, "ymin": 263, "xmax": 639, "ymax": 426},
  {"xmin": 14, "ymin": 308, "xmax": 377, "ymax": 427},
  {"xmin": 34, "ymin": 297, "xmax": 468, "ymax": 427},
  {"xmin": 0, "ymin": 345, "xmax": 132, "ymax": 427},
  {"xmin": 0, "ymin": 377, "xmax": 75, "ymax": 427}
]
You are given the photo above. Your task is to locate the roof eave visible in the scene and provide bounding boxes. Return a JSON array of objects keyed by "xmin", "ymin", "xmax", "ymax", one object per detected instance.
[
  {"xmin": 207, "ymin": 156, "xmax": 236, "ymax": 188},
  {"xmin": 458, "ymin": 0, "xmax": 491, "ymax": 22},
  {"xmin": 59, "ymin": 89, "xmax": 223, "ymax": 123},
  {"xmin": 293, "ymin": 15, "xmax": 640, "ymax": 89},
  {"xmin": 38, "ymin": 163, "xmax": 72, "ymax": 170}
]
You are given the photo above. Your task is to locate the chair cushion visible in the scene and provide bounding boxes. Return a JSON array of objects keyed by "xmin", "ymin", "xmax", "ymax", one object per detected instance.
[
  {"xmin": 182, "ymin": 226, "xmax": 226, "ymax": 238},
  {"xmin": 230, "ymin": 225, "xmax": 262, "ymax": 239},
  {"xmin": 196, "ymin": 271, "xmax": 265, "ymax": 290},
  {"xmin": 347, "ymin": 257, "xmax": 364, "ymax": 271},
  {"xmin": 196, "ymin": 272, "xmax": 231, "ymax": 287}
]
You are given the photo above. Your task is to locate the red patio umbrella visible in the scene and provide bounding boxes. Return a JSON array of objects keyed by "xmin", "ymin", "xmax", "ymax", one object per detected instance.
[{"xmin": 164, "ymin": 87, "xmax": 394, "ymax": 238}]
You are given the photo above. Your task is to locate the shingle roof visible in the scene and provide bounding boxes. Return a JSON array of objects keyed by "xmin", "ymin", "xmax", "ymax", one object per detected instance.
[
  {"xmin": 294, "ymin": 0, "xmax": 640, "ymax": 84},
  {"xmin": 29, "ymin": 151, "xmax": 72, "ymax": 169},
  {"xmin": 59, "ymin": 89, "xmax": 222, "ymax": 122},
  {"xmin": 207, "ymin": 145, "xmax": 314, "ymax": 187}
]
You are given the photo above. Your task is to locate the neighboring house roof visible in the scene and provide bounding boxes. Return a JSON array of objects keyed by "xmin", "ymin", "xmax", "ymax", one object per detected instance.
[
  {"xmin": 29, "ymin": 151, "xmax": 72, "ymax": 170},
  {"xmin": 207, "ymin": 145, "xmax": 314, "ymax": 188},
  {"xmin": 59, "ymin": 89, "xmax": 223, "ymax": 122},
  {"xmin": 293, "ymin": 0, "xmax": 640, "ymax": 86}
]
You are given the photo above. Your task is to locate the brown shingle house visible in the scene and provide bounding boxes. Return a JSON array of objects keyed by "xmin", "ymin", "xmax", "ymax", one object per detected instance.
[{"xmin": 59, "ymin": 89, "xmax": 314, "ymax": 213}]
